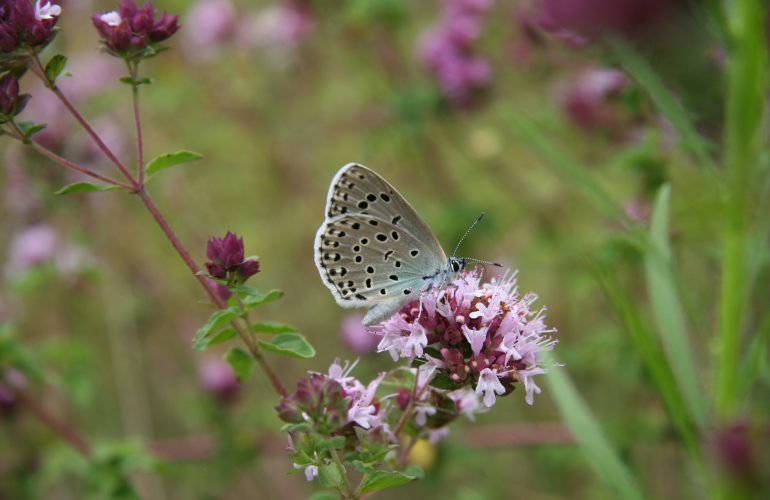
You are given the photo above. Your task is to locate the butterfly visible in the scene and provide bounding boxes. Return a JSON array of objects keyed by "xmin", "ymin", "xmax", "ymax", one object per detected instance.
[{"xmin": 314, "ymin": 163, "xmax": 483, "ymax": 326}]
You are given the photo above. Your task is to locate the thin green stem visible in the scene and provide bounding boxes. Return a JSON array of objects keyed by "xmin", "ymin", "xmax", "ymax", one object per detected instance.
[
  {"xmin": 127, "ymin": 61, "xmax": 145, "ymax": 185},
  {"xmin": 331, "ymin": 449, "xmax": 355, "ymax": 499},
  {"xmin": 716, "ymin": 0, "xmax": 768, "ymax": 421}
]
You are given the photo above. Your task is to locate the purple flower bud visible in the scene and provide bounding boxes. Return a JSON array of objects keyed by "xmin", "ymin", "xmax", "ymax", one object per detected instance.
[
  {"xmin": 205, "ymin": 232, "xmax": 261, "ymax": 284},
  {"xmin": 715, "ymin": 420, "xmax": 756, "ymax": 481},
  {"xmin": 130, "ymin": 33, "xmax": 148, "ymax": 48},
  {"xmin": 199, "ymin": 359, "xmax": 240, "ymax": 403},
  {"xmin": 275, "ymin": 397, "xmax": 303, "ymax": 423},
  {"xmin": 150, "ymin": 12, "xmax": 180, "ymax": 42},
  {"xmin": 395, "ymin": 388, "xmax": 411, "ymax": 410},
  {"xmin": 221, "ymin": 231, "xmax": 244, "ymax": 269},
  {"xmin": 238, "ymin": 258, "xmax": 260, "ymax": 279},
  {"xmin": 205, "ymin": 262, "xmax": 226, "ymax": 280},
  {"xmin": 0, "ymin": 0, "xmax": 60, "ymax": 55},
  {"xmin": 131, "ymin": 5, "xmax": 153, "ymax": 33},
  {"xmin": 93, "ymin": 0, "xmax": 178, "ymax": 59}
]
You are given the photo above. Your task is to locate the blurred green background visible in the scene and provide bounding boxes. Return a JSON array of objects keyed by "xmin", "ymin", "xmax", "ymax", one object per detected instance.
[{"xmin": 1, "ymin": 0, "xmax": 769, "ymax": 498}]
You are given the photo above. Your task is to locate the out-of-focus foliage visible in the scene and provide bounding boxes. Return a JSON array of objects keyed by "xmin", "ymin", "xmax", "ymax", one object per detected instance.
[{"xmin": 1, "ymin": 0, "xmax": 769, "ymax": 498}]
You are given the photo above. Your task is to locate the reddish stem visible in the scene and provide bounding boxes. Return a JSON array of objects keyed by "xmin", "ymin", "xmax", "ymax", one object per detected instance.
[
  {"xmin": 15, "ymin": 389, "xmax": 91, "ymax": 456},
  {"xmin": 137, "ymin": 189, "xmax": 288, "ymax": 397},
  {"xmin": 7, "ymin": 123, "xmax": 133, "ymax": 189},
  {"xmin": 28, "ymin": 54, "xmax": 288, "ymax": 398},
  {"xmin": 31, "ymin": 54, "xmax": 137, "ymax": 186}
]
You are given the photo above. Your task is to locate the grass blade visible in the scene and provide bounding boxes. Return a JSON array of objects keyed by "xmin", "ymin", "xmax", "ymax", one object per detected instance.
[
  {"xmin": 609, "ymin": 38, "xmax": 717, "ymax": 172},
  {"xmin": 594, "ymin": 264, "xmax": 701, "ymax": 459},
  {"xmin": 644, "ymin": 185, "xmax": 707, "ymax": 428},
  {"xmin": 544, "ymin": 357, "xmax": 645, "ymax": 500}
]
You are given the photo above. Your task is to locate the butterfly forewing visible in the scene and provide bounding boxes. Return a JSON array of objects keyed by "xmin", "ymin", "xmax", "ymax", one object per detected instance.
[
  {"xmin": 325, "ymin": 163, "xmax": 446, "ymax": 260},
  {"xmin": 315, "ymin": 213, "xmax": 444, "ymax": 306}
]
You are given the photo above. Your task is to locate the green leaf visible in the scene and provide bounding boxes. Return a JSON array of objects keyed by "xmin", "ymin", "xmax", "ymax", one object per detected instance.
[
  {"xmin": 54, "ymin": 182, "xmax": 123, "ymax": 195},
  {"xmin": 359, "ymin": 469, "xmax": 419, "ymax": 494},
  {"xmin": 251, "ymin": 321, "xmax": 297, "ymax": 334},
  {"xmin": 544, "ymin": 354, "xmax": 646, "ymax": 500},
  {"xmin": 258, "ymin": 333, "xmax": 316, "ymax": 359},
  {"xmin": 317, "ymin": 463, "xmax": 344, "ymax": 490},
  {"xmin": 16, "ymin": 121, "xmax": 47, "ymax": 144},
  {"xmin": 241, "ymin": 289, "xmax": 283, "ymax": 309},
  {"xmin": 144, "ymin": 150, "xmax": 203, "ymax": 178},
  {"xmin": 205, "ymin": 328, "xmax": 237, "ymax": 348},
  {"xmin": 644, "ymin": 185, "xmax": 706, "ymax": 428},
  {"xmin": 118, "ymin": 76, "xmax": 153, "ymax": 86},
  {"xmin": 317, "ymin": 436, "xmax": 346, "ymax": 451},
  {"xmin": 45, "ymin": 55, "xmax": 67, "ymax": 83},
  {"xmin": 224, "ymin": 347, "xmax": 253, "ymax": 382},
  {"xmin": 192, "ymin": 307, "xmax": 239, "ymax": 351}
]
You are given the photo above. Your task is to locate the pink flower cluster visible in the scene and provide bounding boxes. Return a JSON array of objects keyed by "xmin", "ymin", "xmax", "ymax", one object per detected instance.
[
  {"xmin": 418, "ymin": 0, "xmax": 493, "ymax": 106},
  {"xmin": 560, "ymin": 67, "xmax": 628, "ymax": 130},
  {"xmin": 375, "ymin": 271, "xmax": 556, "ymax": 406}
]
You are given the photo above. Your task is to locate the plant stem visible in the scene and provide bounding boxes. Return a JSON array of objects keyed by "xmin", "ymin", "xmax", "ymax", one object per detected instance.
[
  {"xmin": 136, "ymin": 188, "xmax": 288, "ymax": 397},
  {"xmin": 28, "ymin": 54, "xmax": 288, "ymax": 398},
  {"xmin": 715, "ymin": 0, "xmax": 768, "ymax": 421},
  {"xmin": 14, "ymin": 388, "xmax": 91, "ymax": 456},
  {"xmin": 331, "ymin": 449, "xmax": 355, "ymax": 498},
  {"xmin": 31, "ymin": 53, "xmax": 137, "ymax": 186},
  {"xmin": 6, "ymin": 123, "xmax": 133, "ymax": 189},
  {"xmin": 127, "ymin": 61, "xmax": 145, "ymax": 185}
]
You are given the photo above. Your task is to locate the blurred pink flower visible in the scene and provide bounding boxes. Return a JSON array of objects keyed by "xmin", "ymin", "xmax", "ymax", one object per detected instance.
[
  {"xmin": 418, "ymin": 0, "xmax": 493, "ymax": 107},
  {"xmin": 624, "ymin": 199, "xmax": 650, "ymax": 224},
  {"xmin": 5, "ymin": 224, "xmax": 58, "ymax": 277},
  {"xmin": 536, "ymin": 0, "xmax": 672, "ymax": 43},
  {"xmin": 236, "ymin": 3, "xmax": 314, "ymax": 53},
  {"xmin": 340, "ymin": 313, "xmax": 379, "ymax": 354},
  {"xmin": 199, "ymin": 358, "xmax": 240, "ymax": 403},
  {"xmin": 559, "ymin": 67, "xmax": 628, "ymax": 130},
  {"xmin": 182, "ymin": 0, "xmax": 237, "ymax": 62}
]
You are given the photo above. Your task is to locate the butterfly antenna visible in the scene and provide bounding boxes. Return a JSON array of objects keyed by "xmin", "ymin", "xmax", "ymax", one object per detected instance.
[
  {"xmin": 452, "ymin": 212, "xmax": 485, "ymax": 257},
  {"xmin": 462, "ymin": 257, "xmax": 504, "ymax": 267}
]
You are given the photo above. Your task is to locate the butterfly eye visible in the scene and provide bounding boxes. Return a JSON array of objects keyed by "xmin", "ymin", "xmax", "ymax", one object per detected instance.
[{"xmin": 451, "ymin": 259, "xmax": 461, "ymax": 273}]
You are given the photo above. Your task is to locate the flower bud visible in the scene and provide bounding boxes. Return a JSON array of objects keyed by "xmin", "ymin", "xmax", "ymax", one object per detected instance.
[
  {"xmin": 92, "ymin": 1, "xmax": 179, "ymax": 60},
  {"xmin": 238, "ymin": 258, "xmax": 260, "ymax": 278}
]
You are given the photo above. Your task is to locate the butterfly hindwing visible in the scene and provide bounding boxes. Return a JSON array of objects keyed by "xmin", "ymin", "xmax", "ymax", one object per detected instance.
[{"xmin": 314, "ymin": 212, "xmax": 444, "ymax": 307}]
